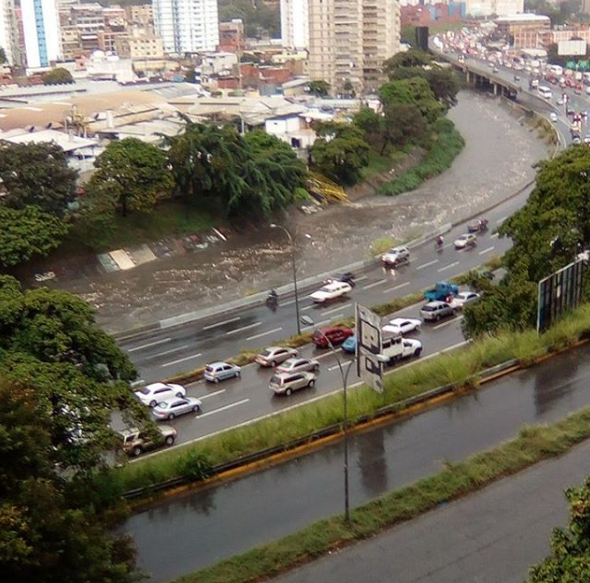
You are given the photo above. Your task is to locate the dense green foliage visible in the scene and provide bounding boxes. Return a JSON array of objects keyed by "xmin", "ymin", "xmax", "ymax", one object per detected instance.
[
  {"xmin": 464, "ymin": 146, "xmax": 590, "ymax": 336},
  {"xmin": 308, "ymin": 80, "xmax": 330, "ymax": 97},
  {"xmin": 43, "ymin": 67, "xmax": 74, "ymax": 85},
  {"xmin": 87, "ymin": 138, "xmax": 174, "ymax": 216},
  {"xmin": 165, "ymin": 122, "xmax": 306, "ymax": 220},
  {"xmin": 0, "ymin": 205, "xmax": 69, "ymax": 267},
  {"xmin": 0, "ymin": 142, "xmax": 78, "ymax": 215},
  {"xmin": 218, "ymin": 0, "xmax": 279, "ymax": 38}
]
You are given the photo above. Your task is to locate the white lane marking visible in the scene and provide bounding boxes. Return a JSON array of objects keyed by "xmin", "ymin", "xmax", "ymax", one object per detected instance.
[
  {"xmin": 203, "ymin": 317, "xmax": 240, "ymax": 331},
  {"xmin": 355, "ymin": 275, "xmax": 368, "ymax": 282},
  {"xmin": 479, "ymin": 246, "xmax": 495, "ymax": 256},
  {"xmin": 198, "ymin": 398, "xmax": 249, "ymax": 418},
  {"xmin": 323, "ymin": 303, "xmax": 351, "ymax": 315},
  {"xmin": 225, "ymin": 322, "xmax": 261, "ymax": 336},
  {"xmin": 198, "ymin": 389, "xmax": 225, "ymax": 400},
  {"xmin": 496, "ymin": 216, "xmax": 507, "ymax": 224},
  {"xmin": 128, "ymin": 337, "xmax": 172, "ymax": 352},
  {"xmin": 322, "ymin": 313, "xmax": 343, "ymax": 321},
  {"xmin": 438, "ymin": 261, "xmax": 460, "ymax": 273},
  {"xmin": 491, "ymin": 233, "xmax": 499, "ymax": 239},
  {"xmin": 302, "ymin": 304, "xmax": 315, "ymax": 312},
  {"xmin": 433, "ymin": 315, "xmax": 464, "ymax": 330},
  {"xmin": 247, "ymin": 327, "xmax": 283, "ymax": 341},
  {"xmin": 328, "ymin": 360, "xmax": 353, "ymax": 372},
  {"xmin": 417, "ymin": 259, "xmax": 439, "ymax": 270},
  {"xmin": 316, "ymin": 348, "xmax": 342, "ymax": 360},
  {"xmin": 160, "ymin": 353, "xmax": 202, "ymax": 368},
  {"xmin": 362, "ymin": 278, "xmax": 388, "ymax": 290},
  {"xmin": 281, "ymin": 298, "xmax": 297, "ymax": 306},
  {"xmin": 142, "ymin": 343, "xmax": 192, "ymax": 359},
  {"xmin": 383, "ymin": 281, "xmax": 410, "ymax": 294}
]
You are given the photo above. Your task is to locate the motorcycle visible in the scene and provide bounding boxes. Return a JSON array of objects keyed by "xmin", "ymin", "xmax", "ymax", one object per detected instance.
[
  {"xmin": 265, "ymin": 291, "xmax": 278, "ymax": 311},
  {"xmin": 435, "ymin": 237, "xmax": 444, "ymax": 252}
]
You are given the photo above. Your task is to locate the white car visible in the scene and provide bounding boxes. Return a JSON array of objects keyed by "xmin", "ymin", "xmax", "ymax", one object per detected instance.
[
  {"xmin": 454, "ymin": 233, "xmax": 477, "ymax": 249},
  {"xmin": 382, "ymin": 317, "xmax": 422, "ymax": 335},
  {"xmin": 135, "ymin": 382, "xmax": 187, "ymax": 408},
  {"xmin": 381, "ymin": 246, "xmax": 410, "ymax": 267},
  {"xmin": 310, "ymin": 281, "xmax": 352, "ymax": 303},
  {"xmin": 550, "ymin": 112, "xmax": 558, "ymax": 122},
  {"xmin": 451, "ymin": 291, "xmax": 481, "ymax": 309}
]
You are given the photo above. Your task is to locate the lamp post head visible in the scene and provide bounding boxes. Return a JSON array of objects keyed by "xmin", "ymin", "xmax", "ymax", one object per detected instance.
[{"xmin": 270, "ymin": 223, "xmax": 278, "ymax": 228}]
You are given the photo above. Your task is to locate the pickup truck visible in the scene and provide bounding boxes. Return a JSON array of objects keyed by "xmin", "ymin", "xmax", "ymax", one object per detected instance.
[
  {"xmin": 381, "ymin": 332, "xmax": 423, "ymax": 364},
  {"xmin": 424, "ymin": 281, "xmax": 459, "ymax": 302}
]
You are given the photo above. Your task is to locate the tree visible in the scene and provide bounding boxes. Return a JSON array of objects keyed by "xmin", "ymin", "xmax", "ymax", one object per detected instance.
[
  {"xmin": 384, "ymin": 48, "xmax": 432, "ymax": 72},
  {"xmin": 526, "ymin": 477, "xmax": 590, "ymax": 582},
  {"xmin": 379, "ymin": 77, "xmax": 443, "ymax": 124},
  {"xmin": 88, "ymin": 138, "xmax": 173, "ymax": 217},
  {"xmin": 0, "ymin": 142, "xmax": 78, "ymax": 215},
  {"xmin": 308, "ymin": 80, "xmax": 330, "ymax": 97},
  {"xmin": 381, "ymin": 102, "xmax": 428, "ymax": 153},
  {"xmin": 43, "ymin": 67, "xmax": 74, "ymax": 85},
  {"xmin": 310, "ymin": 122, "xmax": 370, "ymax": 185},
  {"xmin": 0, "ymin": 379, "xmax": 139, "ymax": 582},
  {"xmin": 0, "ymin": 205, "xmax": 69, "ymax": 268},
  {"xmin": 353, "ymin": 108, "xmax": 384, "ymax": 148}
]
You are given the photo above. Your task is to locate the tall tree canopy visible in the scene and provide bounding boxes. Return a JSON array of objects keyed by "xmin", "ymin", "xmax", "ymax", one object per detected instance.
[
  {"xmin": 88, "ymin": 138, "xmax": 174, "ymax": 216},
  {"xmin": 0, "ymin": 142, "xmax": 78, "ymax": 215},
  {"xmin": 379, "ymin": 77, "xmax": 443, "ymax": 124},
  {"xmin": 43, "ymin": 67, "xmax": 74, "ymax": 85}
]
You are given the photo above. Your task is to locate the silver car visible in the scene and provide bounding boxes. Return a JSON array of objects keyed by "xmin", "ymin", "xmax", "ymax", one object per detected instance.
[
  {"xmin": 255, "ymin": 346, "xmax": 298, "ymax": 367},
  {"xmin": 275, "ymin": 357, "xmax": 320, "ymax": 374},
  {"xmin": 269, "ymin": 371, "xmax": 317, "ymax": 396},
  {"xmin": 420, "ymin": 301, "xmax": 455, "ymax": 322},
  {"xmin": 204, "ymin": 361, "xmax": 241, "ymax": 383},
  {"xmin": 152, "ymin": 396, "xmax": 202, "ymax": 420}
]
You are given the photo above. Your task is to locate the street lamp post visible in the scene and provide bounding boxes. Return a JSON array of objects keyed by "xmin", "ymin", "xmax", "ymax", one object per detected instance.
[{"xmin": 270, "ymin": 223, "xmax": 301, "ymax": 335}]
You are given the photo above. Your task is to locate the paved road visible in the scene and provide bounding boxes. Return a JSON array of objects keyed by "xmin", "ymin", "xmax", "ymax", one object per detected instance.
[
  {"xmin": 123, "ymin": 342, "xmax": 590, "ymax": 582},
  {"xmin": 123, "ymin": 195, "xmax": 523, "ymax": 382},
  {"xmin": 271, "ymin": 438, "xmax": 588, "ymax": 583}
]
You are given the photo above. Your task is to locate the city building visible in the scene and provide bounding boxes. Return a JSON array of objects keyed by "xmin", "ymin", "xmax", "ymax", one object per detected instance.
[
  {"xmin": 0, "ymin": 0, "xmax": 19, "ymax": 65},
  {"xmin": 280, "ymin": 0, "xmax": 309, "ymax": 49},
  {"xmin": 153, "ymin": 0, "xmax": 219, "ymax": 55},
  {"xmin": 218, "ymin": 19, "xmax": 244, "ymax": 53},
  {"xmin": 125, "ymin": 4, "xmax": 153, "ymax": 26},
  {"xmin": 465, "ymin": 0, "xmax": 523, "ymax": 17},
  {"xmin": 115, "ymin": 28, "xmax": 164, "ymax": 61},
  {"xmin": 306, "ymin": 0, "xmax": 400, "ymax": 95},
  {"xmin": 495, "ymin": 14, "xmax": 551, "ymax": 48},
  {"xmin": 21, "ymin": 0, "xmax": 62, "ymax": 69}
]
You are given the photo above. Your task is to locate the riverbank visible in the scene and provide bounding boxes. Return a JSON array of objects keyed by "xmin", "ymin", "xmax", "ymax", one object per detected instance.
[{"xmin": 42, "ymin": 91, "xmax": 548, "ymax": 334}]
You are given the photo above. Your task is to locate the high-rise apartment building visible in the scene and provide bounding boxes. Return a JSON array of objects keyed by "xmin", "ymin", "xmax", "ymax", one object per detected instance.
[
  {"xmin": 153, "ymin": 0, "xmax": 219, "ymax": 55},
  {"xmin": 299, "ymin": 0, "xmax": 400, "ymax": 94},
  {"xmin": 21, "ymin": 0, "xmax": 61, "ymax": 68},
  {"xmin": 280, "ymin": 0, "xmax": 309, "ymax": 50},
  {"xmin": 0, "ymin": 0, "xmax": 18, "ymax": 64}
]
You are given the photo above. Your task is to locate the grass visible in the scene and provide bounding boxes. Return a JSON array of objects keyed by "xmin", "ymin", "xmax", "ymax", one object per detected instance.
[
  {"xmin": 379, "ymin": 118, "xmax": 465, "ymax": 196},
  {"xmin": 67, "ymin": 199, "xmax": 221, "ymax": 252},
  {"xmin": 361, "ymin": 150, "xmax": 408, "ymax": 180},
  {"xmin": 172, "ymin": 403, "xmax": 590, "ymax": 583},
  {"xmin": 114, "ymin": 304, "xmax": 590, "ymax": 495}
]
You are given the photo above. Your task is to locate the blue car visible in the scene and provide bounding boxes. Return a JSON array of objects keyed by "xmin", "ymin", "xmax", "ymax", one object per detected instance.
[{"xmin": 342, "ymin": 335, "xmax": 357, "ymax": 354}]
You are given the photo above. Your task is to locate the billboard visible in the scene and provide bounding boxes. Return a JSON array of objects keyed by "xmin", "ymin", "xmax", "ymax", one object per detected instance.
[
  {"xmin": 558, "ymin": 40, "xmax": 587, "ymax": 57},
  {"xmin": 355, "ymin": 304, "xmax": 384, "ymax": 394},
  {"xmin": 537, "ymin": 257, "xmax": 586, "ymax": 333}
]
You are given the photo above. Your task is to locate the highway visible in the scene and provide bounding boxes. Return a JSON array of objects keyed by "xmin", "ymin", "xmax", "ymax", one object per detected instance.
[
  {"xmin": 122, "ymin": 192, "xmax": 525, "ymax": 383},
  {"xmin": 123, "ymin": 341, "xmax": 590, "ymax": 583}
]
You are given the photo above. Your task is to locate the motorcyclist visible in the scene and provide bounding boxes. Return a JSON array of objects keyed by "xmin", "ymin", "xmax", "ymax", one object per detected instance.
[
  {"xmin": 268, "ymin": 289, "xmax": 278, "ymax": 300},
  {"xmin": 436, "ymin": 235, "xmax": 444, "ymax": 248}
]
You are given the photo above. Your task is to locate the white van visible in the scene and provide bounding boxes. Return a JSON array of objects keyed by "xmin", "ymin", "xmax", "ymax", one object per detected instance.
[{"xmin": 538, "ymin": 86, "xmax": 552, "ymax": 100}]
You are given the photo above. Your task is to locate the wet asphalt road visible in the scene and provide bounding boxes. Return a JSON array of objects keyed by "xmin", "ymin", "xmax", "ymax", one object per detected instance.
[{"xmin": 123, "ymin": 342, "xmax": 590, "ymax": 583}]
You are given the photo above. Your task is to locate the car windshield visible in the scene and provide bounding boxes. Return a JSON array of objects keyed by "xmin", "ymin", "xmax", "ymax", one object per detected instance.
[
  {"xmin": 261, "ymin": 349, "xmax": 272, "ymax": 357},
  {"xmin": 422, "ymin": 305, "xmax": 436, "ymax": 311},
  {"xmin": 206, "ymin": 365, "xmax": 214, "ymax": 372},
  {"xmin": 282, "ymin": 359, "xmax": 296, "ymax": 367},
  {"xmin": 318, "ymin": 286, "xmax": 331, "ymax": 293},
  {"xmin": 157, "ymin": 401, "xmax": 171, "ymax": 409},
  {"xmin": 269, "ymin": 375, "xmax": 282, "ymax": 385},
  {"xmin": 138, "ymin": 387, "xmax": 151, "ymax": 394}
]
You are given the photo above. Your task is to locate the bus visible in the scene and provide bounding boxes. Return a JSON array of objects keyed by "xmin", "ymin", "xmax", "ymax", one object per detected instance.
[{"xmin": 538, "ymin": 85, "xmax": 552, "ymax": 100}]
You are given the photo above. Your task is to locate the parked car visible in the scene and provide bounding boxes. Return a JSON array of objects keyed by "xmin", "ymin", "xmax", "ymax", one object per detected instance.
[
  {"xmin": 310, "ymin": 281, "xmax": 352, "ymax": 303},
  {"xmin": 119, "ymin": 425, "xmax": 177, "ymax": 457},
  {"xmin": 135, "ymin": 382, "xmax": 186, "ymax": 408},
  {"xmin": 453, "ymin": 233, "xmax": 477, "ymax": 249},
  {"xmin": 382, "ymin": 317, "xmax": 421, "ymax": 335},
  {"xmin": 420, "ymin": 301, "xmax": 455, "ymax": 322},
  {"xmin": 323, "ymin": 272, "xmax": 356, "ymax": 287},
  {"xmin": 342, "ymin": 335, "xmax": 357, "ymax": 354},
  {"xmin": 255, "ymin": 346, "xmax": 298, "ymax": 367},
  {"xmin": 152, "ymin": 396, "xmax": 202, "ymax": 420},
  {"xmin": 275, "ymin": 357, "xmax": 320, "ymax": 374},
  {"xmin": 381, "ymin": 246, "xmax": 410, "ymax": 267},
  {"xmin": 451, "ymin": 291, "xmax": 481, "ymax": 309},
  {"xmin": 204, "ymin": 361, "xmax": 241, "ymax": 383},
  {"xmin": 312, "ymin": 325, "xmax": 354, "ymax": 348},
  {"xmin": 269, "ymin": 371, "xmax": 317, "ymax": 396}
]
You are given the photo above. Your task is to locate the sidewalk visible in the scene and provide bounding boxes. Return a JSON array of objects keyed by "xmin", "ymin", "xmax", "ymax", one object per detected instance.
[
  {"xmin": 39, "ymin": 93, "xmax": 549, "ymax": 335},
  {"xmin": 272, "ymin": 440, "xmax": 589, "ymax": 583}
]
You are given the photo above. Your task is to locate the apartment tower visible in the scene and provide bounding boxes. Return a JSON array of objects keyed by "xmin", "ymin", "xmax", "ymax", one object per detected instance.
[
  {"xmin": 153, "ymin": 0, "xmax": 219, "ymax": 55},
  {"xmin": 283, "ymin": 0, "xmax": 400, "ymax": 94},
  {"xmin": 0, "ymin": 0, "xmax": 18, "ymax": 65},
  {"xmin": 21, "ymin": 0, "xmax": 61, "ymax": 68}
]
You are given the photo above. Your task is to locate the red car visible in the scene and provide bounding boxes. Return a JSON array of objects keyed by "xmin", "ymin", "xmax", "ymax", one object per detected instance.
[{"xmin": 312, "ymin": 326, "xmax": 354, "ymax": 348}]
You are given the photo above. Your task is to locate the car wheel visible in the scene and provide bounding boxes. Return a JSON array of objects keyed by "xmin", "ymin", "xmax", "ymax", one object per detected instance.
[
  {"xmin": 176, "ymin": 392, "xmax": 183, "ymax": 398},
  {"xmin": 164, "ymin": 436, "xmax": 175, "ymax": 446},
  {"xmin": 308, "ymin": 379, "xmax": 315, "ymax": 388},
  {"xmin": 436, "ymin": 314, "xmax": 441, "ymax": 321},
  {"xmin": 415, "ymin": 347, "xmax": 423, "ymax": 357},
  {"xmin": 235, "ymin": 370, "xmax": 241, "ymax": 378},
  {"xmin": 193, "ymin": 405, "xmax": 201, "ymax": 413},
  {"xmin": 270, "ymin": 360, "xmax": 276, "ymax": 367},
  {"xmin": 149, "ymin": 400, "xmax": 157, "ymax": 408},
  {"xmin": 132, "ymin": 446, "xmax": 143, "ymax": 457},
  {"xmin": 214, "ymin": 377, "xmax": 220, "ymax": 384},
  {"xmin": 314, "ymin": 364, "xmax": 319, "ymax": 371},
  {"xmin": 167, "ymin": 413, "xmax": 175, "ymax": 420},
  {"xmin": 285, "ymin": 388, "xmax": 292, "ymax": 396}
]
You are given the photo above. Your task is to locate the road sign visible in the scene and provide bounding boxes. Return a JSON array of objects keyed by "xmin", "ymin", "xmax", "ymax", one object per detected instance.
[{"xmin": 355, "ymin": 304, "xmax": 384, "ymax": 393}]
